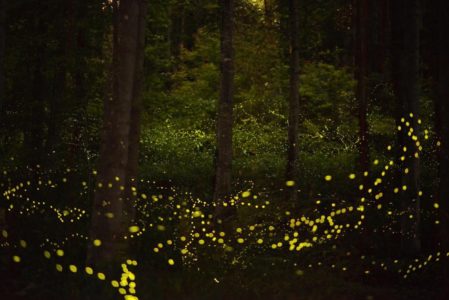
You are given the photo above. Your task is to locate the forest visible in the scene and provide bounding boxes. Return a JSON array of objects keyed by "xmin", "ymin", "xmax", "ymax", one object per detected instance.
[{"xmin": 1, "ymin": 0, "xmax": 449, "ymax": 299}]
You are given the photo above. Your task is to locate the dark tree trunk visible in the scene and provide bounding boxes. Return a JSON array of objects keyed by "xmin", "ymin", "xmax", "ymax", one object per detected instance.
[
  {"xmin": 354, "ymin": 0, "xmax": 370, "ymax": 181},
  {"xmin": 213, "ymin": 0, "xmax": 234, "ymax": 206},
  {"xmin": 170, "ymin": 0, "xmax": 184, "ymax": 59},
  {"xmin": 436, "ymin": 0, "xmax": 449, "ymax": 250},
  {"xmin": 390, "ymin": 0, "xmax": 421, "ymax": 256},
  {"xmin": 285, "ymin": 0, "xmax": 300, "ymax": 203},
  {"xmin": 124, "ymin": 0, "xmax": 147, "ymax": 222},
  {"xmin": 0, "ymin": 0, "xmax": 5, "ymax": 117},
  {"xmin": 68, "ymin": 0, "xmax": 88, "ymax": 162},
  {"xmin": 25, "ymin": 15, "xmax": 46, "ymax": 167},
  {"xmin": 88, "ymin": 0, "xmax": 146, "ymax": 269},
  {"xmin": 263, "ymin": 0, "xmax": 274, "ymax": 26}
]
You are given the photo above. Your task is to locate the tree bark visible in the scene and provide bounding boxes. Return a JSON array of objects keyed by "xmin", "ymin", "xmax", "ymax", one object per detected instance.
[
  {"xmin": 354, "ymin": 0, "xmax": 370, "ymax": 181},
  {"xmin": 88, "ymin": 0, "xmax": 146, "ymax": 269},
  {"xmin": 263, "ymin": 0, "xmax": 274, "ymax": 26},
  {"xmin": 436, "ymin": 0, "xmax": 449, "ymax": 250},
  {"xmin": 124, "ymin": 0, "xmax": 147, "ymax": 223},
  {"xmin": 390, "ymin": 0, "xmax": 421, "ymax": 256},
  {"xmin": 213, "ymin": 0, "xmax": 234, "ymax": 206},
  {"xmin": 285, "ymin": 0, "xmax": 300, "ymax": 203},
  {"xmin": 25, "ymin": 14, "xmax": 46, "ymax": 167},
  {"xmin": 0, "ymin": 0, "xmax": 5, "ymax": 117}
]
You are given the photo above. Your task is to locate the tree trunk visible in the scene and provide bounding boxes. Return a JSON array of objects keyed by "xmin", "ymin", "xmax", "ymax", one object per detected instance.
[
  {"xmin": 88, "ymin": 0, "xmax": 146, "ymax": 269},
  {"xmin": 263, "ymin": 0, "xmax": 274, "ymax": 26},
  {"xmin": 390, "ymin": 0, "xmax": 421, "ymax": 256},
  {"xmin": 354, "ymin": 0, "xmax": 370, "ymax": 181},
  {"xmin": 285, "ymin": 0, "xmax": 300, "ymax": 203},
  {"xmin": 436, "ymin": 0, "xmax": 449, "ymax": 250},
  {"xmin": 124, "ymin": 0, "xmax": 147, "ymax": 223},
  {"xmin": 25, "ymin": 15, "xmax": 46, "ymax": 167},
  {"xmin": 0, "ymin": 0, "xmax": 5, "ymax": 117},
  {"xmin": 213, "ymin": 0, "xmax": 234, "ymax": 207}
]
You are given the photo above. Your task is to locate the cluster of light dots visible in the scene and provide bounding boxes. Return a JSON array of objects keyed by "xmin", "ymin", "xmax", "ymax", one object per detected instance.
[{"xmin": 1, "ymin": 113, "xmax": 446, "ymax": 298}]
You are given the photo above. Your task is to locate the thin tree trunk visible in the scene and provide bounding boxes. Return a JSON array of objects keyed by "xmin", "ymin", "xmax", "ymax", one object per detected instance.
[
  {"xmin": 285, "ymin": 0, "xmax": 300, "ymax": 203},
  {"xmin": 25, "ymin": 14, "xmax": 46, "ymax": 167},
  {"xmin": 391, "ymin": 0, "xmax": 421, "ymax": 256},
  {"xmin": 88, "ymin": 0, "xmax": 146, "ymax": 269},
  {"xmin": 263, "ymin": 0, "xmax": 274, "ymax": 26},
  {"xmin": 213, "ymin": 0, "xmax": 234, "ymax": 207},
  {"xmin": 0, "ymin": 0, "xmax": 5, "ymax": 117},
  {"xmin": 437, "ymin": 0, "xmax": 449, "ymax": 250},
  {"xmin": 354, "ymin": 0, "xmax": 370, "ymax": 180},
  {"xmin": 124, "ymin": 0, "xmax": 147, "ymax": 223},
  {"xmin": 0, "ymin": 0, "xmax": 5, "ymax": 231}
]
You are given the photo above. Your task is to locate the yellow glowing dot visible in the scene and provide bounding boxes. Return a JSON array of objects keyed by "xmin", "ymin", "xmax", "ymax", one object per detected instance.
[
  {"xmin": 286, "ymin": 180, "xmax": 295, "ymax": 187},
  {"xmin": 56, "ymin": 249, "xmax": 64, "ymax": 257},
  {"xmin": 69, "ymin": 265, "xmax": 78, "ymax": 273},
  {"xmin": 168, "ymin": 259, "xmax": 175, "ymax": 265},
  {"xmin": 93, "ymin": 239, "xmax": 102, "ymax": 247},
  {"xmin": 97, "ymin": 272, "xmax": 106, "ymax": 280},
  {"xmin": 56, "ymin": 264, "xmax": 63, "ymax": 272},
  {"xmin": 257, "ymin": 239, "xmax": 264, "ymax": 244},
  {"xmin": 119, "ymin": 288, "xmax": 126, "ymax": 295},
  {"xmin": 111, "ymin": 280, "xmax": 119, "ymax": 288},
  {"xmin": 348, "ymin": 174, "xmax": 356, "ymax": 180},
  {"xmin": 12, "ymin": 255, "xmax": 21, "ymax": 263},
  {"xmin": 242, "ymin": 191, "xmax": 251, "ymax": 198},
  {"xmin": 324, "ymin": 175, "xmax": 332, "ymax": 181},
  {"xmin": 434, "ymin": 203, "xmax": 439, "ymax": 209},
  {"xmin": 44, "ymin": 251, "xmax": 51, "ymax": 259},
  {"xmin": 237, "ymin": 238, "xmax": 244, "ymax": 244},
  {"xmin": 85, "ymin": 267, "xmax": 93, "ymax": 275},
  {"xmin": 198, "ymin": 239, "xmax": 205, "ymax": 245},
  {"xmin": 129, "ymin": 226, "xmax": 140, "ymax": 233}
]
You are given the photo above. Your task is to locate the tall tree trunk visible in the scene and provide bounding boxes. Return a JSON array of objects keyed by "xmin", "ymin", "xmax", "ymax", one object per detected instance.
[
  {"xmin": 0, "ymin": 0, "xmax": 5, "ymax": 230},
  {"xmin": 68, "ymin": 0, "xmax": 88, "ymax": 162},
  {"xmin": 169, "ymin": 0, "xmax": 185, "ymax": 59},
  {"xmin": 436, "ymin": 0, "xmax": 449, "ymax": 250},
  {"xmin": 354, "ymin": 0, "xmax": 370, "ymax": 180},
  {"xmin": 25, "ymin": 14, "xmax": 46, "ymax": 167},
  {"xmin": 390, "ymin": 0, "xmax": 421, "ymax": 256},
  {"xmin": 213, "ymin": 0, "xmax": 234, "ymax": 207},
  {"xmin": 285, "ymin": 0, "xmax": 300, "ymax": 203},
  {"xmin": 88, "ymin": 0, "xmax": 146, "ymax": 269},
  {"xmin": 124, "ymin": 0, "xmax": 147, "ymax": 223},
  {"xmin": 263, "ymin": 0, "xmax": 274, "ymax": 26},
  {"xmin": 0, "ymin": 0, "xmax": 5, "ymax": 117}
]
